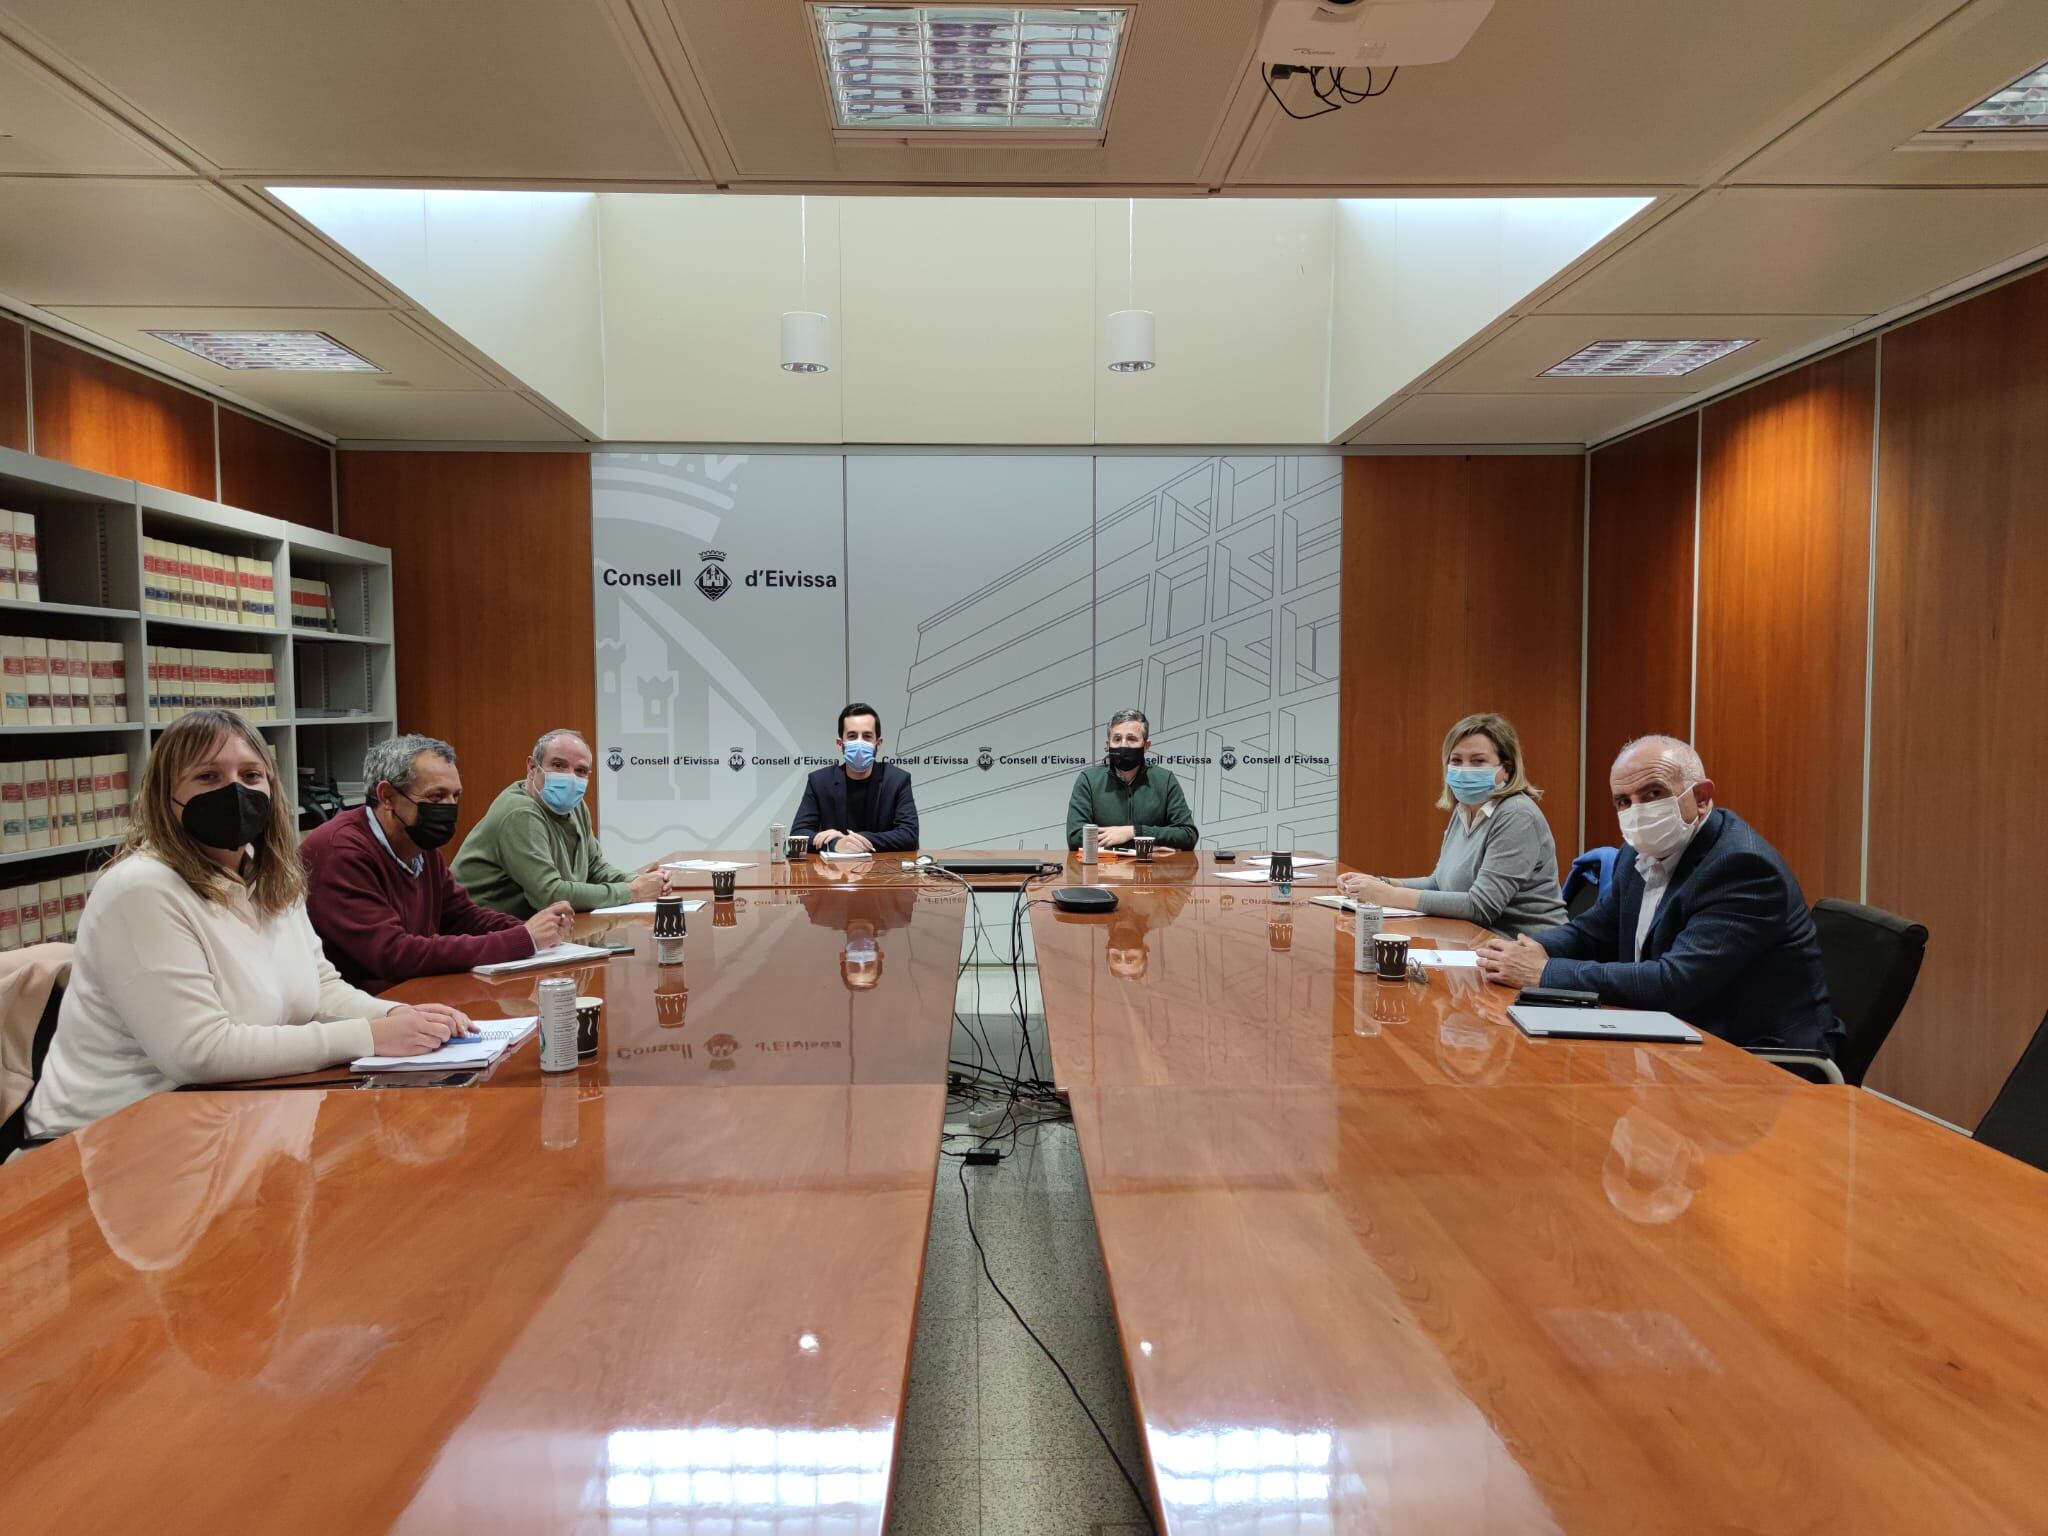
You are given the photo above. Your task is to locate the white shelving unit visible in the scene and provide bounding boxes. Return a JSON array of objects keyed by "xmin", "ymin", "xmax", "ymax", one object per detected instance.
[{"xmin": 1, "ymin": 446, "xmax": 396, "ymax": 892}]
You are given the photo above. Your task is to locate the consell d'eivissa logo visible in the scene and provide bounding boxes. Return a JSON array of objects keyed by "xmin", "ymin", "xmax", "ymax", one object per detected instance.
[{"xmin": 598, "ymin": 549, "xmax": 838, "ymax": 598}]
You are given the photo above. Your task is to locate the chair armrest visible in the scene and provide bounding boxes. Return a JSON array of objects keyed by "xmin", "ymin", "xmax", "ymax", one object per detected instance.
[{"xmin": 1751, "ymin": 1049, "xmax": 1845, "ymax": 1085}]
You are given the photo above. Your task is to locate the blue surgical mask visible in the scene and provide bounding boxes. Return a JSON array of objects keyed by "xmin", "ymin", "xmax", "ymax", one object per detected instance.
[
  {"xmin": 539, "ymin": 772, "xmax": 586, "ymax": 815},
  {"xmin": 1445, "ymin": 766, "xmax": 1499, "ymax": 805},
  {"xmin": 842, "ymin": 740, "xmax": 877, "ymax": 771}
]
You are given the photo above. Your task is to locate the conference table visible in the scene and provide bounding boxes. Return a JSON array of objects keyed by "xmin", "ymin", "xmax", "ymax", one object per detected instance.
[{"xmin": 4, "ymin": 850, "xmax": 2047, "ymax": 1535}]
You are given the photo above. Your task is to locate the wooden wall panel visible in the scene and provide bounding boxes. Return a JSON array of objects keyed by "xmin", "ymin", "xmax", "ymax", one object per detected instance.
[
  {"xmin": 1865, "ymin": 271, "xmax": 2048, "ymax": 1128},
  {"xmin": 0, "ymin": 317, "xmax": 26, "ymax": 454},
  {"xmin": 28, "ymin": 333, "xmax": 216, "ymax": 497},
  {"xmin": 1340, "ymin": 455, "xmax": 1583, "ymax": 878},
  {"xmin": 1696, "ymin": 343, "xmax": 1874, "ymax": 904},
  {"xmin": 1584, "ymin": 414, "xmax": 1697, "ymax": 850},
  {"xmin": 339, "ymin": 451, "xmax": 594, "ymax": 847},
  {"xmin": 219, "ymin": 407, "xmax": 333, "ymax": 530}
]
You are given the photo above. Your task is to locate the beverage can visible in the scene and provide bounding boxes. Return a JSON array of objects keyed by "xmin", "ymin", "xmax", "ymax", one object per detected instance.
[
  {"xmin": 1081, "ymin": 823, "xmax": 1099, "ymax": 865},
  {"xmin": 1353, "ymin": 903, "xmax": 1383, "ymax": 972},
  {"xmin": 537, "ymin": 977, "xmax": 578, "ymax": 1072},
  {"xmin": 769, "ymin": 822, "xmax": 788, "ymax": 864}
]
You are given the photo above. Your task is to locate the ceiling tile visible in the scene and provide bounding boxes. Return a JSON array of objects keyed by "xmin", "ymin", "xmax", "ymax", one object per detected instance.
[
  {"xmin": 1733, "ymin": 2, "xmax": 2048, "ymax": 186},
  {"xmin": 1233, "ymin": 0, "xmax": 1963, "ymax": 188},
  {"xmin": 1542, "ymin": 187, "xmax": 2048, "ymax": 315},
  {"xmin": 0, "ymin": 40, "xmax": 182, "ymax": 173},
  {"xmin": 0, "ymin": 179, "xmax": 380, "ymax": 306},
  {"xmin": 1427, "ymin": 313, "xmax": 1862, "ymax": 395},
  {"xmin": 1353, "ymin": 391, "xmax": 1696, "ymax": 446},
  {"xmin": 0, "ymin": 0, "xmax": 705, "ymax": 180}
]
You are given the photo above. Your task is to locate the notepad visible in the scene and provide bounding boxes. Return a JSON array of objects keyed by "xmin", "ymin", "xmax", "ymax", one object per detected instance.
[
  {"xmin": 472, "ymin": 942, "xmax": 612, "ymax": 977},
  {"xmin": 1310, "ymin": 895, "xmax": 1424, "ymax": 918},
  {"xmin": 1243, "ymin": 853, "xmax": 1333, "ymax": 868},
  {"xmin": 351, "ymin": 1017, "xmax": 537, "ymax": 1072},
  {"xmin": 1409, "ymin": 948, "xmax": 1481, "ymax": 968},
  {"xmin": 590, "ymin": 899, "xmax": 707, "ymax": 916},
  {"xmin": 820, "ymin": 849, "xmax": 876, "ymax": 861},
  {"xmin": 1217, "ymin": 866, "xmax": 1334, "ymax": 885},
  {"xmin": 661, "ymin": 859, "xmax": 756, "ymax": 873}
]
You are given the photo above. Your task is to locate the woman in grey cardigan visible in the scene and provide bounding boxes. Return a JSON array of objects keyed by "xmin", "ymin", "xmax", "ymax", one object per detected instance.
[{"xmin": 1340, "ymin": 712, "xmax": 1568, "ymax": 937}]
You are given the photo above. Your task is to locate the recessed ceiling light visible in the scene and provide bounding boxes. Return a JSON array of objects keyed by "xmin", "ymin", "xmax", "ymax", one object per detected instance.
[
  {"xmin": 811, "ymin": 4, "xmax": 1130, "ymax": 132},
  {"xmin": 1541, "ymin": 339, "xmax": 1755, "ymax": 379},
  {"xmin": 1937, "ymin": 62, "xmax": 2048, "ymax": 133},
  {"xmin": 142, "ymin": 329, "xmax": 380, "ymax": 372}
]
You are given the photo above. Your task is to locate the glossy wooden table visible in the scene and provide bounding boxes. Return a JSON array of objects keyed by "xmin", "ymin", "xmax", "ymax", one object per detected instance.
[
  {"xmin": 663, "ymin": 848, "xmax": 1340, "ymax": 890},
  {"xmin": 1069, "ymin": 1079, "xmax": 2048, "ymax": 1534},
  {"xmin": 0, "ymin": 1081, "xmax": 944, "ymax": 1534},
  {"xmin": 389, "ymin": 886, "xmax": 970, "ymax": 1089},
  {"xmin": 1029, "ymin": 884, "xmax": 1787, "ymax": 1092}
]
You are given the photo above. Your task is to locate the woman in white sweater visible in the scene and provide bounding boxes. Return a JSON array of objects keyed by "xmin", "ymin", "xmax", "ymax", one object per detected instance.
[{"xmin": 27, "ymin": 709, "xmax": 470, "ymax": 1140}]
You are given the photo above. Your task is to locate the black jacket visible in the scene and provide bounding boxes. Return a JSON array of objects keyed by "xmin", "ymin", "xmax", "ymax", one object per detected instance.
[
  {"xmin": 789, "ymin": 762, "xmax": 920, "ymax": 853},
  {"xmin": 1529, "ymin": 807, "xmax": 1835, "ymax": 1052}
]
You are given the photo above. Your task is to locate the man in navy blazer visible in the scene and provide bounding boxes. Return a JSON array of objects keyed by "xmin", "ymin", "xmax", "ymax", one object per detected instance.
[
  {"xmin": 1478, "ymin": 735, "xmax": 1834, "ymax": 1053},
  {"xmin": 790, "ymin": 701, "xmax": 920, "ymax": 854}
]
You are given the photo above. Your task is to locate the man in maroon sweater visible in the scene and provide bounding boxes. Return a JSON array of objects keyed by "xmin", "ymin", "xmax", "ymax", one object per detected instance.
[{"xmin": 303, "ymin": 734, "xmax": 574, "ymax": 995}]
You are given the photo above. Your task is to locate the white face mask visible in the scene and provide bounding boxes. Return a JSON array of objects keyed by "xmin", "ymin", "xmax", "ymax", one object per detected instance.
[{"xmin": 1617, "ymin": 790, "xmax": 1697, "ymax": 861}]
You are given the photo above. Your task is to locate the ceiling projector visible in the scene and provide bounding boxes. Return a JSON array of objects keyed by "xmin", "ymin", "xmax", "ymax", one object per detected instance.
[{"xmin": 1257, "ymin": 0, "xmax": 1496, "ymax": 68}]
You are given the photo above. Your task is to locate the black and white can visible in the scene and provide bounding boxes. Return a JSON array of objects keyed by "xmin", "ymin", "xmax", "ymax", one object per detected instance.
[
  {"xmin": 1081, "ymin": 823, "xmax": 1099, "ymax": 865},
  {"xmin": 1353, "ymin": 903, "xmax": 1383, "ymax": 972},
  {"xmin": 537, "ymin": 977, "xmax": 579, "ymax": 1073}
]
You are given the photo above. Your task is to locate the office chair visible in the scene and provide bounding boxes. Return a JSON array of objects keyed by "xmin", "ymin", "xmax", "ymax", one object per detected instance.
[
  {"xmin": 1975, "ymin": 1008, "xmax": 2048, "ymax": 1175},
  {"xmin": 0, "ymin": 955, "xmax": 68, "ymax": 1158},
  {"xmin": 1810, "ymin": 898, "xmax": 1928, "ymax": 1087}
]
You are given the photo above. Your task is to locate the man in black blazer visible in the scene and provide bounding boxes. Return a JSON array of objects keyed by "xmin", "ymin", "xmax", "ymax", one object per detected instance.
[
  {"xmin": 789, "ymin": 701, "xmax": 920, "ymax": 855},
  {"xmin": 1478, "ymin": 735, "xmax": 1834, "ymax": 1053}
]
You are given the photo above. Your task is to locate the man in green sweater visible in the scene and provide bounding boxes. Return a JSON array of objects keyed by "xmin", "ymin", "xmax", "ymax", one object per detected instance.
[
  {"xmin": 1065, "ymin": 708, "xmax": 1199, "ymax": 852},
  {"xmin": 451, "ymin": 727, "xmax": 666, "ymax": 916}
]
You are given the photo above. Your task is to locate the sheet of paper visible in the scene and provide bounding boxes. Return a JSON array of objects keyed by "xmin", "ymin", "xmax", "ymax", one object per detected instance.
[
  {"xmin": 661, "ymin": 859, "xmax": 757, "ymax": 873},
  {"xmin": 820, "ymin": 849, "xmax": 877, "ymax": 861},
  {"xmin": 589, "ymin": 899, "xmax": 706, "ymax": 916},
  {"xmin": 1309, "ymin": 895, "xmax": 1424, "ymax": 918},
  {"xmin": 1243, "ymin": 854, "xmax": 1333, "ymax": 868},
  {"xmin": 472, "ymin": 942, "xmax": 612, "ymax": 977},
  {"xmin": 352, "ymin": 1033, "xmax": 508, "ymax": 1073},
  {"xmin": 1217, "ymin": 866, "xmax": 1332, "ymax": 885},
  {"xmin": 1408, "ymin": 949, "xmax": 1481, "ymax": 968}
]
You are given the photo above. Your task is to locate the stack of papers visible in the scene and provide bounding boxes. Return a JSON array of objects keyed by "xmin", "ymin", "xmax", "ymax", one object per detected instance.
[
  {"xmin": 1218, "ymin": 866, "xmax": 1338, "ymax": 885},
  {"xmin": 352, "ymin": 1016, "xmax": 537, "ymax": 1072},
  {"xmin": 1243, "ymin": 853, "xmax": 1334, "ymax": 868},
  {"xmin": 820, "ymin": 849, "xmax": 876, "ymax": 861},
  {"xmin": 472, "ymin": 942, "xmax": 612, "ymax": 977},
  {"xmin": 1409, "ymin": 948, "xmax": 1481, "ymax": 968},
  {"xmin": 590, "ymin": 899, "xmax": 706, "ymax": 916},
  {"xmin": 661, "ymin": 859, "xmax": 756, "ymax": 873},
  {"xmin": 1310, "ymin": 895, "xmax": 1424, "ymax": 918}
]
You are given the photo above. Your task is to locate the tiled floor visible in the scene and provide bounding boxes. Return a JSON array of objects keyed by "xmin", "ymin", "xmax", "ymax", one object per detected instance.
[{"xmin": 889, "ymin": 1113, "xmax": 1153, "ymax": 1536}]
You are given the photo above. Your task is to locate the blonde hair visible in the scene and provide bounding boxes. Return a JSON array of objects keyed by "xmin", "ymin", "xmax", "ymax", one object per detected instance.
[
  {"xmin": 1435, "ymin": 712, "xmax": 1542, "ymax": 812},
  {"xmin": 114, "ymin": 709, "xmax": 307, "ymax": 916}
]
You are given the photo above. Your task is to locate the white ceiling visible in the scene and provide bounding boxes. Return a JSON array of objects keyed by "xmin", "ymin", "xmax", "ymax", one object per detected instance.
[{"xmin": 1, "ymin": 0, "xmax": 2046, "ymax": 447}]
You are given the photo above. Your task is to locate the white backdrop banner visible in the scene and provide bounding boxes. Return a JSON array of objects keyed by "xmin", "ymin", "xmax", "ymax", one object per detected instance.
[{"xmin": 594, "ymin": 451, "xmax": 1340, "ymax": 863}]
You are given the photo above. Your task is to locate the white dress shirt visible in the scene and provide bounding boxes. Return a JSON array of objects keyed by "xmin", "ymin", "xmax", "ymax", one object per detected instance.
[{"xmin": 1632, "ymin": 812, "xmax": 1706, "ymax": 959}]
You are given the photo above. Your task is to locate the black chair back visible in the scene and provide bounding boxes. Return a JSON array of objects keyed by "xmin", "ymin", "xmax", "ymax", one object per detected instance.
[
  {"xmin": 0, "ymin": 981, "xmax": 65, "ymax": 1159},
  {"xmin": 1810, "ymin": 898, "xmax": 1926, "ymax": 1086},
  {"xmin": 1976, "ymin": 1010, "xmax": 2048, "ymax": 1175}
]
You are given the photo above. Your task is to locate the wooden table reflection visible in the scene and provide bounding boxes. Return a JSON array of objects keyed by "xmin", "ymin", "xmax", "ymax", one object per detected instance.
[
  {"xmin": 372, "ymin": 886, "xmax": 971, "ymax": 1089},
  {"xmin": 1071, "ymin": 1079, "xmax": 2048, "ymax": 1534},
  {"xmin": 0, "ymin": 1082, "xmax": 943, "ymax": 1535},
  {"xmin": 1029, "ymin": 884, "xmax": 1787, "ymax": 1092},
  {"xmin": 663, "ymin": 848, "xmax": 1340, "ymax": 890}
]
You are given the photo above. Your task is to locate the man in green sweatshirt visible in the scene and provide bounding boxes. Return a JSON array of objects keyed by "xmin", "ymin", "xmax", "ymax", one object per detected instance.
[
  {"xmin": 451, "ymin": 727, "xmax": 666, "ymax": 916},
  {"xmin": 1065, "ymin": 708, "xmax": 1199, "ymax": 852}
]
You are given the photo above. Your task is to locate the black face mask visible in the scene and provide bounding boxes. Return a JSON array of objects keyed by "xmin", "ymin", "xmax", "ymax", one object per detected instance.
[
  {"xmin": 179, "ymin": 782, "xmax": 272, "ymax": 852},
  {"xmin": 1106, "ymin": 746, "xmax": 1146, "ymax": 774},
  {"xmin": 395, "ymin": 793, "xmax": 460, "ymax": 851}
]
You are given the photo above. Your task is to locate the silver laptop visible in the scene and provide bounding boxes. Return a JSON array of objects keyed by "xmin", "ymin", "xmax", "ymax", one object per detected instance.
[{"xmin": 1508, "ymin": 1006, "xmax": 1703, "ymax": 1044}]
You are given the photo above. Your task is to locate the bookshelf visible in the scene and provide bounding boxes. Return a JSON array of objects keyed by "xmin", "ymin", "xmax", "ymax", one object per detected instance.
[{"xmin": 2, "ymin": 449, "xmax": 396, "ymax": 911}]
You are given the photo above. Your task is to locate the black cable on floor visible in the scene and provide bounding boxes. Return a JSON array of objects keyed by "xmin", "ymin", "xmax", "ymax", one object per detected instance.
[{"xmin": 956, "ymin": 1158, "xmax": 1159, "ymax": 1534}]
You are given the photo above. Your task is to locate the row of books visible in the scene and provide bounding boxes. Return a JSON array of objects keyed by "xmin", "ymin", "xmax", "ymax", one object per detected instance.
[
  {"xmin": 290, "ymin": 577, "xmax": 337, "ymax": 631},
  {"xmin": 0, "ymin": 511, "xmax": 40, "ymax": 603},
  {"xmin": 145, "ymin": 647, "xmax": 280, "ymax": 722},
  {"xmin": 143, "ymin": 539, "xmax": 276, "ymax": 626},
  {"xmin": 0, "ymin": 756, "xmax": 133, "ymax": 854},
  {"xmin": 0, "ymin": 874, "xmax": 99, "ymax": 950},
  {"xmin": 0, "ymin": 634, "xmax": 130, "ymax": 726}
]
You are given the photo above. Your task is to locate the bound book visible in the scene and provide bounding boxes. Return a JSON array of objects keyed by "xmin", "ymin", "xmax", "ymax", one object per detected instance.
[
  {"xmin": 52, "ymin": 758, "xmax": 78, "ymax": 845},
  {"xmin": 0, "ymin": 510, "xmax": 16, "ymax": 601},
  {"xmin": 16, "ymin": 884, "xmax": 42, "ymax": 945},
  {"xmin": 0, "ymin": 763, "xmax": 24, "ymax": 854},
  {"xmin": 21, "ymin": 761, "xmax": 49, "ymax": 850},
  {"xmin": 1, "ymin": 634, "xmax": 26, "ymax": 725},
  {"xmin": 22, "ymin": 637, "xmax": 50, "ymax": 726},
  {"xmin": 10, "ymin": 512, "xmax": 37, "ymax": 604},
  {"xmin": 0, "ymin": 890, "xmax": 19, "ymax": 953},
  {"xmin": 60, "ymin": 875, "xmax": 87, "ymax": 941}
]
